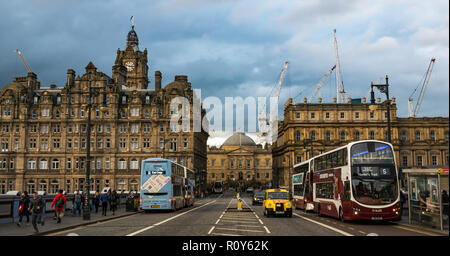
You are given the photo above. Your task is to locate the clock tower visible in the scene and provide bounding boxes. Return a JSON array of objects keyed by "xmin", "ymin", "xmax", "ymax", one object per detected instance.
[{"xmin": 114, "ymin": 21, "xmax": 149, "ymax": 89}]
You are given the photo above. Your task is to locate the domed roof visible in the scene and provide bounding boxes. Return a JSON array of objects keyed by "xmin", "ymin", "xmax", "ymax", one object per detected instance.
[
  {"xmin": 222, "ymin": 132, "xmax": 256, "ymax": 147},
  {"xmin": 126, "ymin": 26, "xmax": 139, "ymax": 51}
]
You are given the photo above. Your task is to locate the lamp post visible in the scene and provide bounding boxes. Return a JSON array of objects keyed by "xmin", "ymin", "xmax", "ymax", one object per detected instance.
[
  {"xmin": 83, "ymin": 81, "xmax": 107, "ymax": 221},
  {"xmin": 370, "ymin": 75, "xmax": 391, "ymax": 143}
]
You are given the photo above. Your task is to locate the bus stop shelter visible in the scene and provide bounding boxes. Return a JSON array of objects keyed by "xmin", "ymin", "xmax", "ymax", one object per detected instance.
[{"xmin": 403, "ymin": 168, "xmax": 449, "ymax": 231}]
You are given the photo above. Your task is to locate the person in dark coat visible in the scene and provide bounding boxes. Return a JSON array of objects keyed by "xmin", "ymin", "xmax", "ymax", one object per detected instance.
[
  {"xmin": 93, "ymin": 191, "xmax": 100, "ymax": 213},
  {"xmin": 16, "ymin": 191, "xmax": 30, "ymax": 227},
  {"xmin": 29, "ymin": 191, "xmax": 45, "ymax": 233},
  {"xmin": 110, "ymin": 190, "xmax": 118, "ymax": 215},
  {"xmin": 100, "ymin": 192, "xmax": 110, "ymax": 216}
]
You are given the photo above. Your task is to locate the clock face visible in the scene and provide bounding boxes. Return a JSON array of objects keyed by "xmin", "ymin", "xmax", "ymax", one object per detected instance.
[{"xmin": 125, "ymin": 61, "xmax": 135, "ymax": 71}]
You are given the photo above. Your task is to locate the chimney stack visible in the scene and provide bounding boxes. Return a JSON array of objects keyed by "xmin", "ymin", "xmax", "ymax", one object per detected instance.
[{"xmin": 155, "ymin": 71, "xmax": 162, "ymax": 91}]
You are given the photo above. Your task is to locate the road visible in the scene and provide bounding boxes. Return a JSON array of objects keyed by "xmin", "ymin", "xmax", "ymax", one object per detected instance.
[{"xmin": 46, "ymin": 191, "xmax": 437, "ymax": 236}]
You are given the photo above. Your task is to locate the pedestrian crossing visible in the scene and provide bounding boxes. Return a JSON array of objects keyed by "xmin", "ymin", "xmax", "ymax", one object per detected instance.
[{"xmin": 208, "ymin": 197, "xmax": 270, "ymax": 236}]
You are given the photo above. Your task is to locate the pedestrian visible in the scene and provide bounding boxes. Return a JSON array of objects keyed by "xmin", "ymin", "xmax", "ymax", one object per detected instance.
[
  {"xmin": 93, "ymin": 191, "xmax": 100, "ymax": 213},
  {"xmin": 29, "ymin": 191, "xmax": 45, "ymax": 233},
  {"xmin": 100, "ymin": 191, "xmax": 110, "ymax": 216},
  {"xmin": 400, "ymin": 188, "xmax": 406, "ymax": 216},
  {"xmin": 16, "ymin": 191, "xmax": 30, "ymax": 227},
  {"xmin": 442, "ymin": 190, "xmax": 449, "ymax": 225},
  {"xmin": 51, "ymin": 189, "xmax": 67, "ymax": 223},
  {"xmin": 110, "ymin": 190, "xmax": 118, "ymax": 216},
  {"xmin": 73, "ymin": 191, "xmax": 82, "ymax": 216}
]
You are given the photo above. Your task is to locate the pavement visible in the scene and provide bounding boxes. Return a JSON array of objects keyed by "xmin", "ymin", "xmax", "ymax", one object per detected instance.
[{"xmin": 0, "ymin": 206, "xmax": 140, "ymax": 236}]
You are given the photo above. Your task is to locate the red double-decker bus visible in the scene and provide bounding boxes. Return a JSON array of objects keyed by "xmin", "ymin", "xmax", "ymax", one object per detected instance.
[{"xmin": 293, "ymin": 140, "xmax": 401, "ymax": 221}]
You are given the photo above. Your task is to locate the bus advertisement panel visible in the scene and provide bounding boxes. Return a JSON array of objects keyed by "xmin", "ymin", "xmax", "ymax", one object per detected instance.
[{"xmin": 140, "ymin": 158, "xmax": 193, "ymax": 211}]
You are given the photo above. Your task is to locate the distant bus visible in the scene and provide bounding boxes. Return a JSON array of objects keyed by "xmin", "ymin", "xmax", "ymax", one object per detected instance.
[
  {"xmin": 292, "ymin": 140, "xmax": 401, "ymax": 221},
  {"xmin": 140, "ymin": 158, "xmax": 195, "ymax": 211},
  {"xmin": 292, "ymin": 159, "xmax": 314, "ymax": 211},
  {"xmin": 212, "ymin": 181, "xmax": 223, "ymax": 194}
]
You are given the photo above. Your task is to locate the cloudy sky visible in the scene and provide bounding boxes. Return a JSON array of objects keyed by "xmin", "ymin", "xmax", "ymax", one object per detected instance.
[{"xmin": 1, "ymin": 0, "xmax": 448, "ymax": 145}]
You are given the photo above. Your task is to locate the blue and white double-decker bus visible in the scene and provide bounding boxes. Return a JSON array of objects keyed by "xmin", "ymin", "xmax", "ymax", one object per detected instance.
[{"xmin": 140, "ymin": 158, "xmax": 195, "ymax": 211}]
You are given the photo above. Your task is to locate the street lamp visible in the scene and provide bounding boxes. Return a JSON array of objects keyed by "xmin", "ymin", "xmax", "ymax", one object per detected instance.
[
  {"xmin": 83, "ymin": 81, "xmax": 108, "ymax": 221},
  {"xmin": 370, "ymin": 75, "xmax": 391, "ymax": 143}
]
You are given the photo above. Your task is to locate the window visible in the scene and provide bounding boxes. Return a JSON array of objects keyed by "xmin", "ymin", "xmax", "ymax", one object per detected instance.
[
  {"xmin": 105, "ymin": 158, "xmax": 110, "ymax": 169},
  {"xmin": 295, "ymin": 131, "xmax": 301, "ymax": 141},
  {"xmin": 159, "ymin": 138, "xmax": 164, "ymax": 149},
  {"xmin": 67, "ymin": 139, "xmax": 72, "ymax": 149},
  {"xmin": 432, "ymin": 156, "xmax": 437, "ymax": 166},
  {"xmin": 28, "ymin": 159, "xmax": 36, "ymax": 169},
  {"xmin": 369, "ymin": 131, "xmax": 375, "ymax": 140},
  {"xmin": 80, "ymin": 109, "xmax": 85, "ymax": 118},
  {"xmin": 385, "ymin": 112, "xmax": 388, "ymax": 119},
  {"xmin": 310, "ymin": 131, "xmax": 316, "ymax": 141},
  {"xmin": 97, "ymin": 139, "xmax": 103, "ymax": 149},
  {"xmin": 32, "ymin": 111, "xmax": 37, "ymax": 119},
  {"xmin": 145, "ymin": 110, "xmax": 150, "ymax": 118},
  {"xmin": 230, "ymin": 160, "xmax": 234, "ymax": 168},
  {"xmin": 1, "ymin": 139, "xmax": 8, "ymax": 152},
  {"xmin": 160, "ymin": 124, "xmax": 164, "ymax": 132},
  {"xmin": 131, "ymin": 138, "xmax": 139, "ymax": 149},
  {"xmin": 118, "ymin": 159, "xmax": 127, "ymax": 169},
  {"xmin": 0, "ymin": 158, "xmax": 6, "ymax": 169},
  {"xmin": 51, "ymin": 159, "xmax": 60, "ymax": 169},
  {"xmin": 41, "ymin": 108, "xmax": 50, "ymax": 117},
  {"xmin": 296, "ymin": 156, "xmax": 302, "ymax": 164},
  {"xmin": 122, "ymin": 95, "xmax": 127, "ymax": 104},
  {"xmin": 169, "ymin": 138, "xmax": 177, "ymax": 151},
  {"xmin": 53, "ymin": 139, "xmax": 60, "ymax": 149},
  {"xmin": 40, "ymin": 138, "xmax": 48, "ymax": 149},
  {"xmin": 430, "ymin": 130, "xmax": 435, "ymax": 141},
  {"xmin": 370, "ymin": 112, "xmax": 374, "ymax": 119},
  {"xmin": 29, "ymin": 138, "xmax": 37, "ymax": 149},
  {"xmin": 143, "ymin": 138, "xmax": 151, "ymax": 148},
  {"xmin": 296, "ymin": 112, "xmax": 300, "ymax": 119},
  {"xmin": 131, "ymin": 108, "xmax": 140, "ymax": 117},
  {"xmin": 354, "ymin": 131, "xmax": 360, "ymax": 141},
  {"xmin": 39, "ymin": 159, "xmax": 48, "ymax": 169},
  {"xmin": 183, "ymin": 138, "xmax": 188, "ymax": 148},
  {"xmin": 316, "ymin": 182, "xmax": 334, "ymax": 199},
  {"xmin": 14, "ymin": 138, "xmax": 19, "ymax": 149},
  {"xmin": 247, "ymin": 160, "xmax": 251, "ymax": 168},
  {"xmin": 52, "ymin": 124, "xmax": 61, "ymax": 133},
  {"xmin": 402, "ymin": 156, "xmax": 408, "ymax": 167},
  {"xmin": 211, "ymin": 160, "xmax": 215, "ymax": 167},
  {"xmin": 325, "ymin": 131, "xmax": 331, "ymax": 141},
  {"xmin": 105, "ymin": 138, "xmax": 111, "ymax": 148},
  {"xmin": 401, "ymin": 131, "xmax": 406, "ymax": 141},
  {"xmin": 131, "ymin": 124, "xmax": 139, "ymax": 133},
  {"xmin": 119, "ymin": 138, "xmax": 126, "ymax": 149},
  {"xmin": 30, "ymin": 125, "xmax": 37, "ymax": 133},
  {"xmin": 416, "ymin": 131, "xmax": 421, "ymax": 141},
  {"xmin": 130, "ymin": 159, "xmax": 139, "ymax": 169},
  {"xmin": 325, "ymin": 112, "xmax": 330, "ymax": 119},
  {"xmin": 67, "ymin": 124, "xmax": 73, "ymax": 133},
  {"xmin": 145, "ymin": 96, "xmax": 150, "ymax": 104},
  {"xmin": 15, "ymin": 125, "xmax": 19, "ymax": 133},
  {"xmin": 340, "ymin": 131, "xmax": 346, "ymax": 141},
  {"xmin": 340, "ymin": 112, "xmax": 345, "ymax": 119},
  {"xmin": 41, "ymin": 124, "xmax": 48, "ymax": 133},
  {"xmin": 266, "ymin": 159, "xmax": 270, "ymax": 166},
  {"xmin": 67, "ymin": 158, "xmax": 72, "ymax": 169},
  {"xmin": 97, "ymin": 124, "xmax": 103, "ymax": 133},
  {"xmin": 310, "ymin": 112, "xmax": 315, "ymax": 119},
  {"xmin": 417, "ymin": 156, "xmax": 423, "ymax": 167},
  {"xmin": 446, "ymin": 131, "xmax": 449, "ymax": 140},
  {"xmin": 119, "ymin": 124, "xmax": 127, "ymax": 133},
  {"xmin": 355, "ymin": 112, "xmax": 359, "ymax": 119},
  {"xmin": 143, "ymin": 123, "xmax": 151, "ymax": 132}
]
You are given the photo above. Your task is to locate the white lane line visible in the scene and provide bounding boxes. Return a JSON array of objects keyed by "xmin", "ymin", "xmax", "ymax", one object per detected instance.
[
  {"xmin": 126, "ymin": 199, "xmax": 217, "ymax": 236},
  {"xmin": 215, "ymin": 219, "xmax": 221, "ymax": 224},
  {"xmin": 208, "ymin": 226, "xmax": 215, "ymax": 235},
  {"xmin": 258, "ymin": 218, "xmax": 264, "ymax": 224},
  {"xmin": 233, "ymin": 224, "xmax": 263, "ymax": 228},
  {"xmin": 215, "ymin": 227, "xmax": 265, "ymax": 233},
  {"xmin": 211, "ymin": 232, "xmax": 242, "ymax": 236},
  {"xmin": 219, "ymin": 219, "xmax": 260, "ymax": 223},
  {"xmin": 293, "ymin": 213, "xmax": 353, "ymax": 236},
  {"xmin": 221, "ymin": 217, "xmax": 257, "ymax": 221},
  {"xmin": 264, "ymin": 226, "xmax": 271, "ymax": 234}
]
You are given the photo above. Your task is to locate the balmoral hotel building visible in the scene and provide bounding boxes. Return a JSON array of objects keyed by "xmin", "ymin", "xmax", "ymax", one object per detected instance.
[
  {"xmin": 273, "ymin": 96, "xmax": 449, "ymax": 189},
  {"xmin": 0, "ymin": 25, "xmax": 208, "ymax": 194},
  {"xmin": 207, "ymin": 132, "xmax": 272, "ymax": 189}
]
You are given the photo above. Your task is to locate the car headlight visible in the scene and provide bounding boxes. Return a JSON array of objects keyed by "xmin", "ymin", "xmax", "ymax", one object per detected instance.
[{"xmin": 268, "ymin": 203, "xmax": 272, "ymax": 207}]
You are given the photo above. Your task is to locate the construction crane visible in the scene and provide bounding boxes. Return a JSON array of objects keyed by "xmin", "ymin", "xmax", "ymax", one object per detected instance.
[
  {"xmin": 408, "ymin": 58, "xmax": 436, "ymax": 117},
  {"xmin": 257, "ymin": 61, "xmax": 289, "ymax": 142},
  {"xmin": 309, "ymin": 65, "xmax": 336, "ymax": 102},
  {"xmin": 15, "ymin": 49, "xmax": 32, "ymax": 73},
  {"xmin": 333, "ymin": 29, "xmax": 346, "ymax": 103}
]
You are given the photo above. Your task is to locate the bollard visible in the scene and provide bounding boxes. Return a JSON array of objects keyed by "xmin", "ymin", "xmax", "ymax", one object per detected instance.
[{"xmin": 237, "ymin": 197, "xmax": 242, "ymax": 211}]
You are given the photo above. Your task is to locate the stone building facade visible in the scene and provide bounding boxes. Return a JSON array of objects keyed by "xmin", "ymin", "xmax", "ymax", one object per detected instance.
[
  {"xmin": 207, "ymin": 132, "xmax": 272, "ymax": 189},
  {"xmin": 272, "ymin": 96, "xmax": 449, "ymax": 189},
  {"xmin": 0, "ymin": 25, "xmax": 208, "ymax": 194}
]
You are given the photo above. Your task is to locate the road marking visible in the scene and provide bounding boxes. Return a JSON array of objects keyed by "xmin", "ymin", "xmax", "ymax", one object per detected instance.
[
  {"xmin": 221, "ymin": 217, "xmax": 257, "ymax": 221},
  {"xmin": 348, "ymin": 227, "xmax": 355, "ymax": 230},
  {"xmin": 208, "ymin": 226, "xmax": 215, "ymax": 235},
  {"xmin": 393, "ymin": 225, "xmax": 440, "ymax": 236},
  {"xmin": 126, "ymin": 199, "xmax": 217, "ymax": 236},
  {"xmin": 264, "ymin": 226, "xmax": 271, "ymax": 234},
  {"xmin": 211, "ymin": 232, "xmax": 242, "ymax": 236},
  {"xmin": 293, "ymin": 213, "xmax": 353, "ymax": 236},
  {"xmin": 220, "ymin": 219, "xmax": 260, "ymax": 224},
  {"xmin": 215, "ymin": 219, "xmax": 221, "ymax": 224},
  {"xmin": 46, "ymin": 226, "xmax": 84, "ymax": 236},
  {"xmin": 258, "ymin": 218, "xmax": 264, "ymax": 224},
  {"xmin": 233, "ymin": 224, "xmax": 262, "ymax": 228},
  {"xmin": 215, "ymin": 227, "xmax": 265, "ymax": 233},
  {"xmin": 358, "ymin": 230, "xmax": 366, "ymax": 235}
]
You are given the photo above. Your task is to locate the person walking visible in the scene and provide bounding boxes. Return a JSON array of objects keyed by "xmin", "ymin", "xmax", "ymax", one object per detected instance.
[
  {"xmin": 100, "ymin": 191, "xmax": 110, "ymax": 216},
  {"xmin": 93, "ymin": 192, "xmax": 100, "ymax": 213},
  {"xmin": 29, "ymin": 191, "xmax": 45, "ymax": 233},
  {"xmin": 51, "ymin": 190, "xmax": 66, "ymax": 223},
  {"xmin": 110, "ymin": 190, "xmax": 118, "ymax": 216},
  {"xmin": 73, "ymin": 191, "xmax": 82, "ymax": 216},
  {"xmin": 16, "ymin": 191, "xmax": 30, "ymax": 227}
]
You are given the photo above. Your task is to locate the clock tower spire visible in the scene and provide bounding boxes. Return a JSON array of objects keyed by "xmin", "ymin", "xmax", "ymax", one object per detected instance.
[{"xmin": 114, "ymin": 17, "xmax": 149, "ymax": 89}]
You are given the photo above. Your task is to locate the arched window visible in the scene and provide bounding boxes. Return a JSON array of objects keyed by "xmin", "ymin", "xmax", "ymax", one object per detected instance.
[
  {"xmin": 354, "ymin": 131, "xmax": 360, "ymax": 141},
  {"xmin": 118, "ymin": 159, "xmax": 127, "ymax": 169},
  {"xmin": 130, "ymin": 159, "xmax": 139, "ymax": 169},
  {"xmin": 130, "ymin": 179, "xmax": 138, "ymax": 192},
  {"xmin": 27, "ymin": 180, "xmax": 35, "ymax": 194},
  {"xmin": 325, "ymin": 131, "xmax": 331, "ymax": 141},
  {"xmin": 416, "ymin": 131, "xmax": 421, "ymax": 141},
  {"xmin": 310, "ymin": 131, "xmax": 316, "ymax": 141},
  {"xmin": 39, "ymin": 180, "xmax": 47, "ymax": 192},
  {"xmin": 50, "ymin": 180, "xmax": 59, "ymax": 194},
  {"xmin": 39, "ymin": 159, "xmax": 48, "ymax": 169}
]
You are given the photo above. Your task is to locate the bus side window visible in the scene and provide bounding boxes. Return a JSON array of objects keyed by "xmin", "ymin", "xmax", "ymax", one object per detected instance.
[{"xmin": 344, "ymin": 180, "xmax": 351, "ymax": 201}]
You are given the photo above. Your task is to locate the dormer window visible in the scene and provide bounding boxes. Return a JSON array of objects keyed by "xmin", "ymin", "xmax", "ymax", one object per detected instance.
[
  {"xmin": 56, "ymin": 96, "xmax": 61, "ymax": 105},
  {"xmin": 145, "ymin": 96, "xmax": 150, "ymax": 104},
  {"xmin": 122, "ymin": 95, "xmax": 127, "ymax": 104},
  {"xmin": 34, "ymin": 96, "xmax": 38, "ymax": 104}
]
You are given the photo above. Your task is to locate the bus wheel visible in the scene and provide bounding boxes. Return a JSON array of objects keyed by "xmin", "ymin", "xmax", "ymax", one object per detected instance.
[{"xmin": 339, "ymin": 208, "xmax": 345, "ymax": 222}]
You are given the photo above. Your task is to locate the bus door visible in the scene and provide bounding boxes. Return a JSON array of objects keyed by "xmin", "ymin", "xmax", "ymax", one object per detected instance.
[{"xmin": 341, "ymin": 175, "xmax": 352, "ymax": 217}]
